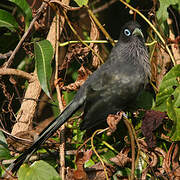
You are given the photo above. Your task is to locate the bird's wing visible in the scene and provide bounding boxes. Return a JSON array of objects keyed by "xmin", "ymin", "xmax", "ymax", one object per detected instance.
[{"xmin": 80, "ymin": 61, "xmax": 146, "ymax": 130}]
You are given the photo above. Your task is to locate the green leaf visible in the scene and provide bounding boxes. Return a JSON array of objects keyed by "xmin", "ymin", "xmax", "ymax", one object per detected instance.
[
  {"xmin": 102, "ymin": 150, "xmax": 116, "ymax": 164},
  {"xmin": 0, "ymin": 9, "xmax": 18, "ymax": 32},
  {"xmin": 0, "ymin": 131, "xmax": 11, "ymax": 160},
  {"xmin": 154, "ymin": 64, "xmax": 180, "ymax": 141},
  {"xmin": 156, "ymin": 0, "xmax": 180, "ymax": 33},
  {"xmin": 154, "ymin": 64, "xmax": 180, "ymax": 111},
  {"xmin": 167, "ymin": 86, "xmax": 180, "ymax": 141},
  {"xmin": 84, "ymin": 158, "xmax": 95, "ymax": 168},
  {"xmin": 126, "ymin": 0, "xmax": 131, "ymax": 3},
  {"xmin": 156, "ymin": 0, "xmax": 180, "ymax": 23},
  {"xmin": 9, "ymin": 0, "xmax": 32, "ymax": 21},
  {"xmin": 73, "ymin": 0, "xmax": 88, "ymax": 7},
  {"xmin": 17, "ymin": 160, "xmax": 61, "ymax": 180},
  {"xmin": 34, "ymin": 40, "xmax": 53, "ymax": 98}
]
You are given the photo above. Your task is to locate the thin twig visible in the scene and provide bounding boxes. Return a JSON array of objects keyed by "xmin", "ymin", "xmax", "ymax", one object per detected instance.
[
  {"xmin": 126, "ymin": 118, "xmax": 141, "ymax": 173},
  {"xmin": 80, "ymin": 0, "xmax": 118, "ymax": 18},
  {"xmin": 59, "ymin": 40, "xmax": 116, "ymax": 46},
  {"xmin": 123, "ymin": 114, "xmax": 135, "ymax": 180},
  {"xmin": 85, "ymin": 5, "xmax": 115, "ymax": 47},
  {"xmin": 62, "ymin": 9, "xmax": 104, "ymax": 63},
  {"xmin": 91, "ymin": 129, "xmax": 109, "ymax": 180},
  {"xmin": 59, "ymin": 39, "xmax": 157, "ymax": 47},
  {"xmin": 77, "ymin": 128, "xmax": 109, "ymax": 152},
  {"xmin": 4, "ymin": 2, "xmax": 48, "ymax": 68},
  {"xmin": 50, "ymin": 0, "xmax": 81, "ymax": 11},
  {"xmin": 55, "ymin": 6, "xmax": 67, "ymax": 180},
  {"xmin": 0, "ymin": 162, "xmax": 14, "ymax": 179},
  {"xmin": 102, "ymin": 141, "xmax": 119, "ymax": 154}
]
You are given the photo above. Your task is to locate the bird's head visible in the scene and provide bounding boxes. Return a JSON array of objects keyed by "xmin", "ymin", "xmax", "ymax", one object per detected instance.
[
  {"xmin": 119, "ymin": 21, "xmax": 145, "ymax": 44},
  {"xmin": 114, "ymin": 21, "xmax": 150, "ymax": 78}
]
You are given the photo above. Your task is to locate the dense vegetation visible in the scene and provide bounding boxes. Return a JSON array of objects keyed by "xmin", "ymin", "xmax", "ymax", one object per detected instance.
[{"xmin": 0, "ymin": 0, "xmax": 180, "ymax": 179}]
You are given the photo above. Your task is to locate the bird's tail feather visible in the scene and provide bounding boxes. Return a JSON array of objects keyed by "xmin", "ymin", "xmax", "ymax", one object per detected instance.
[{"xmin": 6, "ymin": 99, "xmax": 82, "ymax": 174}]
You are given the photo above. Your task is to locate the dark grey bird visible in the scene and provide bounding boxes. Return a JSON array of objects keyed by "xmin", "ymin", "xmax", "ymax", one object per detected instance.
[{"xmin": 7, "ymin": 21, "xmax": 151, "ymax": 173}]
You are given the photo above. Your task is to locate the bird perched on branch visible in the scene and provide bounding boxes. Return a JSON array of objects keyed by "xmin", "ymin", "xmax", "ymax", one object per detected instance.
[{"xmin": 7, "ymin": 21, "xmax": 151, "ymax": 173}]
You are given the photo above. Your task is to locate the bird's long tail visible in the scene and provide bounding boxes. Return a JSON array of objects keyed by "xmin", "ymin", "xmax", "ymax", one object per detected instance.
[{"xmin": 6, "ymin": 99, "xmax": 82, "ymax": 174}]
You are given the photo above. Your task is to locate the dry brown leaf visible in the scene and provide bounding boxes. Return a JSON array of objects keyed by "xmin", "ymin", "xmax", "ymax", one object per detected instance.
[
  {"xmin": 61, "ymin": 43, "xmax": 90, "ymax": 71},
  {"xmin": 171, "ymin": 144, "xmax": 180, "ymax": 177},
  {"xmin": 66, "ymin": 150, "xmax": 115, "ymax": 180},
  {"xmin": 89, "ymin": 17, "xmax": 101, "ymax": 68},
  {"xmin": 141, "ymin": 110, "xmax": 166, "ymax": 148},
  {"xmin": 7, "ymin": 131, "xmax": 34, "ymax": 154},
  {"xmin": 110, "ymin": 147, "xmax": 131, "ymax": 167},
  {"xmin": 62, "ymin": 65, "xmax": 92, "ymax": 91},
  {"xmin": 106, "ymin": 112, "xmax": 122, "ymax": 135},
  {"xmin": 86, "ymin": 162, "xmax": 115, "ymax": 180},
  {"xmin": 151, "ymin": 45, "xmax": 171, "ymax": 89},
  {"xmin": 72, "ymin": 150, "xmax": 92, "ymax": 180}
]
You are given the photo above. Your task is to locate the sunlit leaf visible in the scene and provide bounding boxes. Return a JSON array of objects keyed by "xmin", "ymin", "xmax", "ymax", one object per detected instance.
[
  {"xmin": 84, "ymin": 158, "xmax": 95, "ymax": 168},
  {"xmin": 154, "ymin": 64, "xmax": 180, "ymax": 111},
  {"xmin": 34, "ymin": 40, "xmax": 53, "ymax": 98},
  {"xmin": 73, "ymin": 0, "xmax": 88, "ymax": 7},
  {"xmin": 18, "ymin": 160, "xmax": 61, "ymax": 180}
]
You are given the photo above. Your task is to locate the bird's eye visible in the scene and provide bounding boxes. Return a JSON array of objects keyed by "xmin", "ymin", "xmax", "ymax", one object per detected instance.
[{"xmin": 124, "ymin": 29, "xmax": 131, "ymax": 36}]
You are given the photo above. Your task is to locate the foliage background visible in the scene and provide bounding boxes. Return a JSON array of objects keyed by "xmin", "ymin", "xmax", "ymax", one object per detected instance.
[{"xmin": 0, "ymin": 0, "xmax": 180, "ymax": 179}]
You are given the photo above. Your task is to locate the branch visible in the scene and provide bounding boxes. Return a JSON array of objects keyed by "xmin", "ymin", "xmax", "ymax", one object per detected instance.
[
  {"xmin": 0, "ymin": 51, "xmax": 12, "ymax": 60},
  {"xmin": 59, "ymin": 40, "xmax": 157, "ymax": 47},
  {"xmin": 55, "ymin": 8, "xmax": 66, "ymax": 180},
  {"xmin": 0, "ymin": 68, "xmax": 33, "ymax": 81}
]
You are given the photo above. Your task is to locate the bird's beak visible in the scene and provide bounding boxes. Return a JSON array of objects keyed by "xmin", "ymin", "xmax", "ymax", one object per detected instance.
[{"xmin": 132, "ymin": 28, "xmax": 144, "ymax": 38}]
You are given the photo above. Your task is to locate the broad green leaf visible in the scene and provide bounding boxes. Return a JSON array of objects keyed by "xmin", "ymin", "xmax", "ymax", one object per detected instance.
[
  {"xmin": 18, "ymin": 160, "xmax": 61, "ymax": 180},
  {"xmin": 156, "ymin": 0, "xmax": 180, "ymax": 33},
  {"xmin": 0, "ymin": 131, "xmax": 11, "ymax": 160},
  {"xmin": 9, "ymin": 0, "xmax": 32, "ymax": 21},
  {"xmin": 167, "ymin": 86, "xmax": 180, "ymax": 141},
  {"xmin": 73, "ymin": 0, "xmax": 88, "ymax": 7},
  {"xmin": 0, "ymin": 9, "xmax": 18, "ymax": 32},
  {"xmin": 34, "ymin": 40, "xmax": 53, "ymax": 98},
  {"xmin": 154, "ymin": 64, "xmax": 180, "ymax": 141},
  {"xmin": 154, "ymin": 64, "xmax": 180, "ymax": 111},
  {"xmin": 156, "ymin": 0, "xmax": 180, "ymax": 23}
]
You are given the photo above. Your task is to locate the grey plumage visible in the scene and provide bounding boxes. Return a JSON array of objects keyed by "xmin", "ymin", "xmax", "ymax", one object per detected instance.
[{"xmin": 7, "ymin": 21, "xmax": 151, "ymax": 173}]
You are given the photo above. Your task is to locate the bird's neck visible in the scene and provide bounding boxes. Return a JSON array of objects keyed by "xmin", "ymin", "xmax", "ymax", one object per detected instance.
[{"xmin": 110, "ymin": 40, "xmax": 151, "ymax": 81}]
